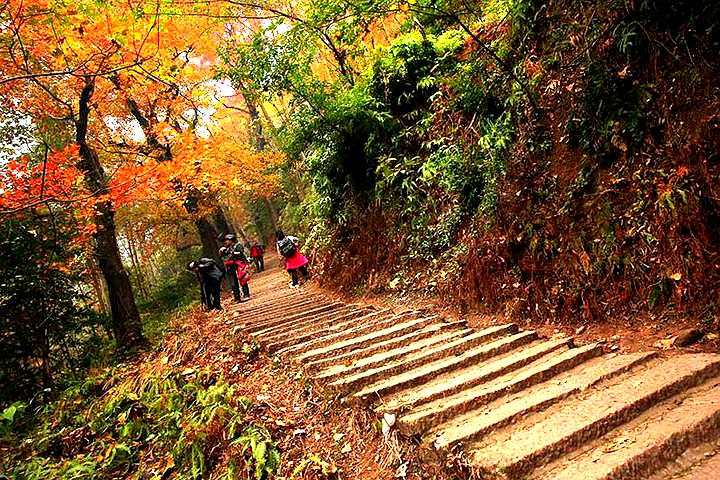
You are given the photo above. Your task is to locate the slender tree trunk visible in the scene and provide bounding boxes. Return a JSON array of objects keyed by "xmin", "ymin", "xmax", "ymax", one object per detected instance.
[
  {"xmin": 238, "ymin": 80, "xmax": 267, "ymax": 152},
  {"xmin": 235, "ymin": 223, "xmax": 250, "ymax": 244},
  {"xmin": 126, "ymin": 231, "xmax": 148, "ymax": 299},
  {"xmin": 184, "ymin": 188, "xmax": 220, "ymax": 259},
  {"xmin": 88, "ymin": 259, "xmax": 109, "ymax": 315},
  {"xmin": 76, "ymin": 78, "xmax": 143, "ymax": 347}
]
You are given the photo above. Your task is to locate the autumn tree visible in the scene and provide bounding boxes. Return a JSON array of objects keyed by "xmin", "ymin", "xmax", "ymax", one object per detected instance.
[{"xmin": 0, "ymin": 0, "xmax": 169, "ymax": 346}]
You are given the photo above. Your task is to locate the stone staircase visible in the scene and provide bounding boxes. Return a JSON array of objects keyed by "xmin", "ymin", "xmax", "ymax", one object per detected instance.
[{"xmin": 230, "ymin": 264, "xmax": 720, "ymax": 479}]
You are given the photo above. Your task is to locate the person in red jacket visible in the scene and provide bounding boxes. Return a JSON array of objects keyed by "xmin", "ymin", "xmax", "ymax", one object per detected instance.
[{"xmin": 275, "ymin": 230, "xmax": 309, "ymax": 288}]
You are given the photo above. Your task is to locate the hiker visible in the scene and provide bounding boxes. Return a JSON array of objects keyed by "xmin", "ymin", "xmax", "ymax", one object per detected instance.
[
  {"xmin": 187, "ymin": 258, "xmax": 224, "ymax": 310},
  {"xmin": 250, "ymin": 241, "xmax": 265, "ymax": 272},
  {"xmin": 275, "ymin": 230, "xmax": 309, "ymax": 288},
  {"xmin": 220, "ymin": 234, "xmax": 251, "ymax": 301}
]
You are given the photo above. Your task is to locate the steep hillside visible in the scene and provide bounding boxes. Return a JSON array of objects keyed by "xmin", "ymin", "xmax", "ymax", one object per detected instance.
[{"xmin": 277, "ymin": 0, "xmax": 720, "ymax": 331}]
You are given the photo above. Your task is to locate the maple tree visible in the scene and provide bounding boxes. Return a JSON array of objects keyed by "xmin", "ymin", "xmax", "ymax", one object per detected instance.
[{"xmin": 0, "ymin": 0, "xmax": 282, "ymax": 346}]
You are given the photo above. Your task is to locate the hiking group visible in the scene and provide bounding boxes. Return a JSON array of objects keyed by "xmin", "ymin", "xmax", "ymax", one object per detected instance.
[
  {"xmin": 186, "ymin": 234, "xmax": 263, "ymax": 311},
  {"xmin": 186, "ymin": 230, "xmax": 310, "ymax": 310}
]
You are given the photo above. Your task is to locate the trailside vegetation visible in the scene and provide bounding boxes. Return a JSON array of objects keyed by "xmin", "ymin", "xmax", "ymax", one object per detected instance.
[{"xmin": 226, "ymin": 0, "xmax": 720, "ymax": 329}]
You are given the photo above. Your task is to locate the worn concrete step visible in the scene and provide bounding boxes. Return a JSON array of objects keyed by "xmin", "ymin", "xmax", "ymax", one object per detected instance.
[
  {"xmin": 244, "ymin": 302, "xmax": 345, "ymax": 334},
  {"xmin": 333, "ymin": 324, "xmax": 525, "ymax": 396},
  {"xmin": 402, "ymin": 343, "xmax": 610, "ymax": 437},
  {"xmin": 647, "ymin": 437, "xmax": 720, "ymax": 480},
  {"xmin": 254, "ymin": 305, "xmax": 369, "ymax": 340},
  {"xmin": 265, "ymin": 308, "xmax": 397, "ymax": 353},
  {"xmin": 238, "ymin": 293, "xmax": 324, "ymax": 315},
  {"xmin": 304, "ymin": 320, "xmax": 469, "ymax": 375},
  {"xmin": 253, "ymin": 307, "xmax": 378, "ymax": 344},
  {"xmin": 351, "ymin": 330, "xmax": 540, "ymax": 403},
  {"xmin": 529, "ymin": 378, "xmax": 720, "ymax": 480},
  {"xmin": 235, "ymin": 294, "xmax": 319, "ymax": 316},
  {"xmin": 274, "ymin": 309, "xmax": 414, "ymax": 356},
  {"xmin": 466, "ymin": 354, "xmax": 720, "ymax": 479},
  {"xmin": 672, "ymin": 453, "xmax": 720, "ymax": 480},
  {"xmin": 286, "ymin": 312, "xmax": 434, "ymax": 361},
  {"xmin": 238, "ymin": 299, "xmax": 334, "ymax": 329},
  {"xmin": 243, "ymin": 296, "xmax": 338, "ymax": 320},
  {"xmin": 379, "ymin": 336, "xmax": 574, "ymax": 414},
  {"xmin": 313, "ymin": 326, "xmax": 475, "ymax": 382}
]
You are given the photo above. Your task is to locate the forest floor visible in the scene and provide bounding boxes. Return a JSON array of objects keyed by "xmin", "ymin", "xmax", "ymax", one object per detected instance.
[{"xmin": 131, "ymin": 268, "xmax": 455, "ymax": 479}]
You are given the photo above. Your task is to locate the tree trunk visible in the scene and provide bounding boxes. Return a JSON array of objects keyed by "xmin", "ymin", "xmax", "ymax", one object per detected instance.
[
  {"xmin": 238, "ymin": 80, "xmax": 267, "ymax": 152},
  {"xmin": 212, "ymin": 204, "xmax": 233, "ymax": 236},
  {"xmin": 195, "ymin": 217, "xmax": 219, "ymax": 259},
  {"xmin": 88, "ymin": 259, "xmax": 110, "ymax": 315},
  {"xmin": 184, "ymin": 188, "xmax": 220, "ymax": 259},
  {"xmin": 126, "ymin": 230, "xmax": 148, "ymax": 299},
  {"xmin": 239, "ymin": 84, "xmax": 280, "ymax": 233},
  {"xmin": 235, "ymin": 223, "xmax": 250, "ymax": 244},
  {"xmin": 76, "ymin": 78, "xmax": 143, "ymax": 347}
]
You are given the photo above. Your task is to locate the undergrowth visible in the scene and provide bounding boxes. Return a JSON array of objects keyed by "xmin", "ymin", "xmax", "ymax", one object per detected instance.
[{"xmin": 0, "ymin": 364, "xmax": 281, "ymax": 480}]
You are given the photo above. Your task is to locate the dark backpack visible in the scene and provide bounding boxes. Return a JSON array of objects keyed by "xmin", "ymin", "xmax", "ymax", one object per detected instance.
[{"xmin": 278, "ymin": 237, "xmax": 297, "ymax": 258}]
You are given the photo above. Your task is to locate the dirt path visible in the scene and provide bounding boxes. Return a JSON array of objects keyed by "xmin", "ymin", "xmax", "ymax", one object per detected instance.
[{"xmin": 228, "ymin": 260, "xmax": 720, "ymax": 479}]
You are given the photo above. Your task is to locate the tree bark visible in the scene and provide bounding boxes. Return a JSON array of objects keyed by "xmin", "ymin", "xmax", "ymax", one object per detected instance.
[
  {"xmin": 238, "ymin": 85, "xmax": 280, "ymax": 234},
  {"xmin": 88, "ymin": 258, "xmax": 110, "ymax": 315},
  {"xmin": 212, "ymin": 204, "xmax": 233, "ymax": 236},
  {"xmin": 76, "ymin": 78, "xmax": 143, "ymax": 347},
  {"xmin": 184, "ymin": 188, "xmax": 220, "ymax": 259}
]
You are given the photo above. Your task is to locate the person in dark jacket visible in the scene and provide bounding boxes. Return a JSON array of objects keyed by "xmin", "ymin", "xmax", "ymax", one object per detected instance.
[
  {"xmin": 187, "ymin": 258, "xmax": 224, "ymax": 310},
  {"xmin": 250, "ymin": 241, "xmax": 265, "ymax": 272},
  {"xmin": 220, "ymin": 233, "xmax": 250, "ymax": 301}
]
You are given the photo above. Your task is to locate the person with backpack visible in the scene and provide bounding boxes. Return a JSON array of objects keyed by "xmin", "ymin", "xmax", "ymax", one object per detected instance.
[
  {"xmin": 220, "ymin": 233, "xmax": 251, "ymax": 301},
  {"xmin": 187, "ymin": 258, "xmax": 224, "ymax": 310},
  {"xmin": 250, "ymin": 241, "xmax": 265, "ymax": 272},
  {"xmin": 276, "ymin": 230, "xmax": 309, "ymax": 288}
]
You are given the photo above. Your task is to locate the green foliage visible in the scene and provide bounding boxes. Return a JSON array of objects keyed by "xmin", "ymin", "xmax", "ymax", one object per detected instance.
[
  {"xmin": 234, "ymin": 425, "xmax": 282, "ymax": 480},
  {"xmin": 566, "ymin": 62, "xmax": 651, "ymax": 158},
  {"xmin": 0, "ymin": 216, "xmax": 107, "ymax": 407},
  {"xmin": 5, "ymin": 368, "xmax": 281, "ymax": 479},
  {"xmin": 137, "ymin": 266, "xmax": 199, "ymax": 342}
]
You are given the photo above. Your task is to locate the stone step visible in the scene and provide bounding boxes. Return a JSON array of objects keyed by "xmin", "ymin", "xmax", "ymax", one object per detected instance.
[
  {"xmin": 647, "ymin": 437, "xmax": 720, "ymax": 480},
  {"xmin": 254, "ymin": 305, "xmax": 369, "ymax": 340},
  {"xmin": 378, "ymin": 336, "xmax": 574, "ymax": 414},
  {"xmin": 244, "ymin": 302, "xmax": 345, "ymax": 334},
  {"xmin": 333, "ymin": 325, "xmax": 526, "ymax": 396},
  {"xmin": 235, "ymin": 294, "xmax": 319, "ymax": 317},
  {"xmin": 529, "ymin": 378, "xmax": 720, "ymax": 480},
  {"xmin": 313, "ymin": 326, "xmax": 475, "ymax": 382},
  {"xmin": 266, "ymin": 308, "xmax": 396, "ymax": 353},
  {"xmin": 673, "ymin": 453, "xmax": 720, "ymax": 480},
  {"xmin": 238, "ymin": 293, "xmax": 324, "ymax": 314},
  {"xmin": 259, "ymin": 307, "xmax": 380, "ymax": 348},
  {"xmin": 465, "ymin": 354, "xmax": 720, "ymax": 479},
  {"xmin": 285, "ymin": 312, "xmax": 436, "ymax": 361},
  {"xmin": 401, "ymin": 343, "xmax": 611, "ymax": 437},
  {"xmin": 238, "ymin": 299, "xmax": 334, "ymax": 329},
  {"xmin": 304, "ymin": 320, "xmax": 469, "ymax": 375}
]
